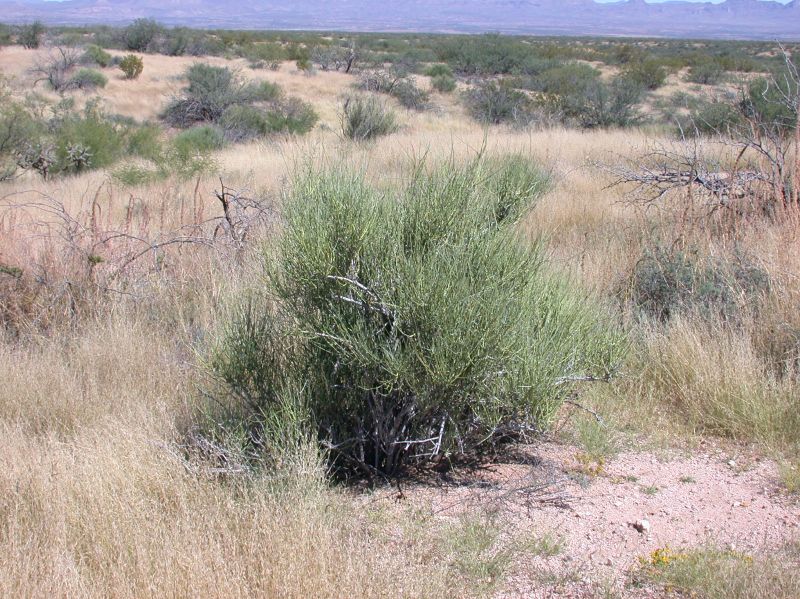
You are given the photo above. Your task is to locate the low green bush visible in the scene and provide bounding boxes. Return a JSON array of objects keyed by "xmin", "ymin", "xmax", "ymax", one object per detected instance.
[
  {"xmin": 431, "ymin": 74, "xmax": 457, "ymax": 93},
  {"xmin": 623, "ymin": 59, "xmax": 668, "ymax": 90},
  {"xmin": 686, "ymin": 60, "xmax": 725, "ymax": 85},
  {"xmin": 81, "ymin": 44, "xmax": 113, "ymax": 68},
  {"xmin": 680, "ymin": 100, "xmax": 744, "ymax": 136},
  {"xmin": 119, "ymin": 54, "xmax": 144, "ymax": 80},
  {"xmin": 173, "ymin": 125, "xmax": 225, "ymax": 154},
  {"xmin": 69, "ymin": 68, "xmax": 108, "ymax": 90},
  {"xmin": 424, "ymin": 63, "xmax": 453, "ymax": 78},
  {"xmin": 627, "ymin": 246, "xmax": 770, "ymax": 323},
  {"xmin": 211, "ymin": 155, "xmax": 624, "ymax": 476},
  {"xmin": 340, "ymin": 94, "xmax": 398, "ymax": 141},
  {"xmin": 464, "ymin": 81, "xmax": 534, "ymax": 126}
]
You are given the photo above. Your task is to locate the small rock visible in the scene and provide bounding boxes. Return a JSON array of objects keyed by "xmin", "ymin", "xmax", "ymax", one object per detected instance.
[
  {"xmin": 727, "ymin": 459, "xmax": 737, "ymax": 468},
  {"xmin": 605, "ymin": 558, "xmax": 613, "ymax": 566}
]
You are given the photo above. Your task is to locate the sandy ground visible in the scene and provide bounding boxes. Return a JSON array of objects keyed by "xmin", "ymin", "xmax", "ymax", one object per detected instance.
[{"xmin": 376, "ymin": 440, "xmax": 799, "ymax": 598}]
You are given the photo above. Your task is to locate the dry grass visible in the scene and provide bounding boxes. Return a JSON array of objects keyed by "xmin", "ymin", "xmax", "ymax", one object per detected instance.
[{"xmin": 1, "ymin": 46, "xmax": 799, "ymax": 597}]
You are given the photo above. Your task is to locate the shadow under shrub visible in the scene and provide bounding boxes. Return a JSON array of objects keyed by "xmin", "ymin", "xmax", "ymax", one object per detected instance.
[{"xmin": 211, "ymin": 155, "xmax": 624, "ymax": 477}]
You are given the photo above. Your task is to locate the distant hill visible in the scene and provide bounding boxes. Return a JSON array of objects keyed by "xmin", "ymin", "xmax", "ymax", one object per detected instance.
[{"xmin": 1, "ymin": 0, "xmax": 798, "ymax": 39}]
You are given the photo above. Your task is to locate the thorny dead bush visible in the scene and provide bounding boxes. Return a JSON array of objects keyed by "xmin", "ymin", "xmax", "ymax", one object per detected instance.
[
  {"xmin": 211, "ymin": 155, "xmax": 624, "ymax": 477},
  {"xmin": 0, "ymin": 181, "xmax": 276, "ymax": 334}
]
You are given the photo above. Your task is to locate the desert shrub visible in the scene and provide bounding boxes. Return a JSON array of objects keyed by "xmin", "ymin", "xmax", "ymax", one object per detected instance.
[
  {"xmin": 173, "ymin": 125, "xmax": 225, "ymax": 154},
  {"xmin": 623, "ymin": 59, "xmax": 668, "ymax": 90},
  {"xmin": 267, "ymin": 97, "xmax": 318, "ymax": 135},
  {"xmin": 81, "ymin": 44, "xmax": 113, "ymax": 68},
  {"xmin": 464, "ymin": 81, "xmax": 534, "ymax": 126},
  {"xmin": 212, "ymin": 156, "xmax": 623, "ymax": 476},
  {"xmin": 69, "ymin": 68, "xmax": 107, "ymax": 90},
  {"xmin": 218, "ymin": 105, "xmax": 271, "ymax": 142},
  {"xmin": 627, "ymin": 246, "xmax": 770, "ymax": 323},
  {"xmin": 436, "ymin": 34, "xmax": 530, "ymax": 75},
  {"xmin": 31, "ymin": 46, "xmax": 81, "ymax": 91},
  {"xmin": 163, "ymin": 64, "xmax": 241, "ymax": 127},
  {"xmin": 123, "ymin": 18, "xmax": 162, "ymax": 52},
  {"xmin": 340, "ymin": 94, "xmax": 397, "ymax": 141},
  {"xmin": 52, "ymin": 104, "xmax": 127, "ymax": 172},
  {"xmin": 740, "ymin": 76, "xmax": 797, "ymax": 137},
  {"xmin": 0, "ymin": 87, "xmax": 44, "ymax": 180},
  {"xmin": 358, "ymin": 69, "xmax": 429, "ymax": 110},
  {"xmin": 18, "ymin": 20, "xmax": 45, "ymax": 49},
  {"xmin": 163, "ymin": 63, "xmax": 315, "ymax": 139},
  {"xmin": 0, "ymin": 23, "xmax": 11, "ymax": 46},
  {"xmin": 530, "ymin": 62, "xmax": 601, "ymax": 97},
  {"xmin": 679, "ymin": 100, "xmax": 744, "ymax": 136},
  {"xmin": 125, "ymin": 124, "xmax": 163, "ymax": 160},
  {"xmin": 687, "ymin": 60, "xmax": 725, "ymax": 85},
  {"xmin": 118, "ymin": 55, "xmax": 144, "ymax": 80},
  {"xmin": 424, "ymin": 64, "xmax": 453, "ymax": 78},
  {"xmin": 579, "ymin": 77, "xmax": 643, "ymax": 128},
  {"xmin": 431, "ymin": 74, "xmax": 456, "ymax": 93},
  {"xmin": 391, "ymin": 78, "xmax": 429, "ymax": 110},
  {"xmin": 244, "ymin": 42, "xmax": 288, "ymax": 68}
]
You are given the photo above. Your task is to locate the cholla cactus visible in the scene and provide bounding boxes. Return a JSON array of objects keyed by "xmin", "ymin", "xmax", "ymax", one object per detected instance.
[
  {"xmin": 66, "ymin": 143, "xmax": 93, "ymax": 171},
  {"xmin": 16, "ymin": 143, "xmax": 56, "ymax": 180}
]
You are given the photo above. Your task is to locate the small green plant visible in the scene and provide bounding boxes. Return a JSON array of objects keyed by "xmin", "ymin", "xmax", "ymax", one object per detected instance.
[
  {"xmin": 640, "ymin": 485, "xmax": 659, "ymax": 496},
  {"xmin": 779, "ymin": 461, "xmax": 799, "ymax": 495},
  {"xmin": 574, "ymin": 415, "xmax": 618, "ymax": 462},
  {"xmin": 522, "ymin": 531, "xmax": 565, "ymax": 558},
  {"xmin": 444, "ymin": 515, "xmax": 511, "ymax": 587},
  {"xmin": 636, "ymin": 545, "xmax": 800, "ymax": 599},
  {"xmin": 119, "ymin": 55, "xmax": 144, "ymax": 80},
  {"xmin": 340, "ymin": 94, "xmax": 398, "ymax": 141}
]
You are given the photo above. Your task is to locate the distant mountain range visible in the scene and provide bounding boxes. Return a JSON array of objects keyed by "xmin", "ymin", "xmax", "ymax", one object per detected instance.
[{"xmin": 1, "ymin": 0, "xmax": 798, "ymax": 39}]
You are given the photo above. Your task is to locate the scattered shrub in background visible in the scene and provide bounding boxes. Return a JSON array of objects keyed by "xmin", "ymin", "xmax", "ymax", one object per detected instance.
[
  {"xmin": 340, "ymin": 94, "xmax": 398, "ymax": 141},
  {"xmin": 212, "ymin": 156, "xmax": 623, "ymax": 476},
  {"xmin": 623, "ymin": 59, "xmax": 668, "ymax": 90},
  {"xmin": 687, "ymin": 60, "xmax": 726, "ymax": 85},
  {"xmin": 18, "ymin": 20, "xmax": 45, "ymax": 49},
  {"xmin": 173, "ymin": 125, "xmax": 225, "ymax": 155},
  {"xmin": 431, "ymin": 74, "xmax": 457, "ymax": 93},
  {"xmin": 119, "ymin": 55, "xmax": 144, "ymax": 80},
  {"xmin": 464, "ymin": 81, "xmax": 534, "ymax": 126},
  {"xmin": 626, "ymin": 246, "xmax": 770, "ymax": 323},
  {"xmin": 358, "ymin": 69, "xmax": 430, "ymax": 110},
  {"xmin": 424, "ymin": 63, "xmax": 453, "ymax": 78},
  {"xmin": 123, "ymin": 18, "xmax": 162, "ymax": 52},
  {"xmin": 69, "ymin": 68, "xmax": 108, "ymax": 90},
  {"xmin": 678, "ymin": 99, "xmax": 744, "ymax": 136},
  {"xmin": 81, "ymin": 44, "xmax": 113, "ymax": 68}
]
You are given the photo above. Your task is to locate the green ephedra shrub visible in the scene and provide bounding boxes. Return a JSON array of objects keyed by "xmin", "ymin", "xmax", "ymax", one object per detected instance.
[
  {"xmin": 212, "ymin": 155, "xmax": 624, "ymax": 476},
  {"xmin": 119, "ymin": 55, "xmax": 144, "ymax": 80}
]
